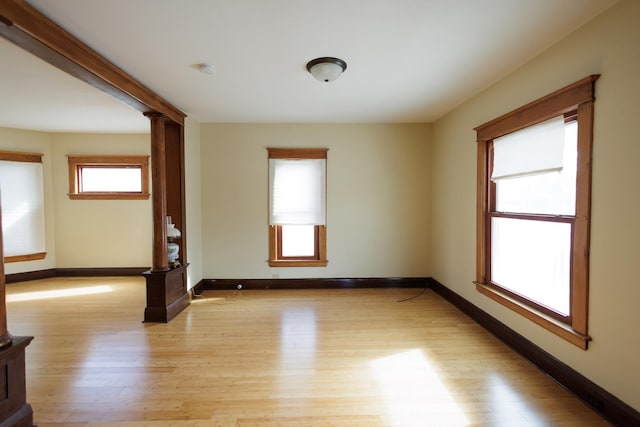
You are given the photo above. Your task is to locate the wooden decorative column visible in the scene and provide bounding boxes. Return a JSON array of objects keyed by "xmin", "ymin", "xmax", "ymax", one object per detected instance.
[
  {"xmin": 142, "ymin": 114, "xmax": 190, "ymax": 323},
  {"xmin": 0, "ymin": 198, "xmax": 34, "ymax": 427}
]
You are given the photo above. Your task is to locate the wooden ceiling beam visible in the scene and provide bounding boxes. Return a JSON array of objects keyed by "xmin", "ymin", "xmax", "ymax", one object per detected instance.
[{"xmin": 0, "ymin": 0, "xmax": 185, "ymax": 125}]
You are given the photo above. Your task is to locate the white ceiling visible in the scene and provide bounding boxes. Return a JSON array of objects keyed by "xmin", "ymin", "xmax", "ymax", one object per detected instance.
[{"xmin": 0, "ymin": 0, "xmax": 619, "ymax": 133}]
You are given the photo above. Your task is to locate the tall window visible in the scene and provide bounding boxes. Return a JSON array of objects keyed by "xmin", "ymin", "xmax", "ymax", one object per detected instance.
[
  {"xmin": 474, "ymin": 75, "xmax": 598, "ymax": 349},
  {"xmin": 67, "ymin": 155, "xmax": 150, "ymax": 200},
  {"xmin": 268, "ymin": 148, "xmax": 327, "ymax": 267},
  {"xmin": 0, "ymin": 150, "xmax": 46, "ymax": 263}
]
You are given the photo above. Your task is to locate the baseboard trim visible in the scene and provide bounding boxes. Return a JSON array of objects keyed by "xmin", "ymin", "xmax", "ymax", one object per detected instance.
[
  {"xmin": 5, "ymin": 267, "xmax": 150, "ymax": 284},
  {"xmin": 5, "ymin": 269, "xmax": 56, "ymax": 284},
  {"xmin": 428, "ymin": 278, "xmax": 639, "ymax": 427},
  {"xmin": 203, "ymin": 277, "xmax": 429, "ymax": 290},
  {"xmin": 191, "ymin": 279, "xmax": 206, "ymax": 296}
]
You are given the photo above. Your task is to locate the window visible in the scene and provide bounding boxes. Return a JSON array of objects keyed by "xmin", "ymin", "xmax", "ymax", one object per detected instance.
[
  {"xmin": 268, "ymin": 148, "xmax": 327, "ymax": 267},
  {"xmin": 0, "ymin": 150, "xmax": 46, "ymax": 263},
  {"xmin": 474, "ymin": 75, "xmax": 598, "ymax": 349},
  {"xmin": 67, "ymin": 155, "xmax": 150, "ymax": 200}
]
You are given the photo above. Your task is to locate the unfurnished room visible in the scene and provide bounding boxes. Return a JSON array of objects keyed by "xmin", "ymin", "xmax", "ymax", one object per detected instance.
[{"xmin": 0, "ymin": 1, "xmax": 638, "ymax": 426}]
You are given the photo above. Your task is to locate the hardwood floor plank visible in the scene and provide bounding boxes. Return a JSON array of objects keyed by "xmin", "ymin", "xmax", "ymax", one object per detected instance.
[{"xmin": 5, "ymin": 277, "xmax": 610, "ymax": 426}]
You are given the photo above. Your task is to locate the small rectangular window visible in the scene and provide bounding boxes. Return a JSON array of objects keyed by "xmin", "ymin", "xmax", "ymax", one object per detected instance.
[{"xmin": 67, "ymin": 155, "xmax": 150, "ymax": 200}]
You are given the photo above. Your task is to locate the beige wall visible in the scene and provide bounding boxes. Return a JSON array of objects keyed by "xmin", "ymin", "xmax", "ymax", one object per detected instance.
[
  {"xmin": 184, "ymin": 117, "xmax": 203, "ymax": 289},
  {"xmin": 0, "ymin": 128, "xmax": 152, "ymax": 273},
  {"xmin": 0, "ymin": 127, "xmax": 57, "ymax": 274},
  {"xmin": 201, "ymin": 123, "xmax": 431, "ymax": 279},
  {"xmin": 49, "ymin": 132, "xmax": 152, "ymax": 268},
  {"xmin": 431, "ymin": 0, "xmax": 640, "ymax": 411}
]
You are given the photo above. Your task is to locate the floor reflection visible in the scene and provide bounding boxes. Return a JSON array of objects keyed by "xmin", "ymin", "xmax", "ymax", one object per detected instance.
[
  {"xmin": 371, "ymin": 349, "xmax": 469, "ymax": 427},
  {"xmin": 278, "ymin": 308, "xmax": 317, "ymax": 396},
  {"xmin": 488, "ymin": 373, "xmax": 546, "ymax": 425}
]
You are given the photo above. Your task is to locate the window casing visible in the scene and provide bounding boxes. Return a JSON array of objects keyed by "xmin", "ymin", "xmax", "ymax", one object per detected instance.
[
  {"xmin": 268, "ymin": 148, "xmax": 328, "ymax": 267},
  {"xmin": 0, "ymin": 150, "xmax": 47, "ymax": 263},
  {"xmin": 474, "ymin": 75, "xmax": 598, "ymax": 349},
  {"xmin": 67, "ymin": 155, "xmax": 150, "ymax": 200}
]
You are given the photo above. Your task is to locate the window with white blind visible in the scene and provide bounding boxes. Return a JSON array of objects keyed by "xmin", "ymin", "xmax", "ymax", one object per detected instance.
[
  {"xmin": 268, "ymin": 148, "xmax": 328, "ymax": 267},
  {"xmin": 0, "ymin": 151, "xmax": 46, "ymax": 263},
  {"xmin": 475, "ymin": 75, "xmax": 598, "ymax": 349}
]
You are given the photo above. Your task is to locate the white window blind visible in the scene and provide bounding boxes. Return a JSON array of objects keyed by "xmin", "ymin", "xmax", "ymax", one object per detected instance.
[
  {"xmin": 0, "ymin": 159, "xmax": 46, "ymax": 257},
  {"xmin": 269, "ymin": 158, "xmax": 326, "ymax": 225},
  {"xmin": 491, "ymin": 115, "xmax": 565, "ymax": 180}
]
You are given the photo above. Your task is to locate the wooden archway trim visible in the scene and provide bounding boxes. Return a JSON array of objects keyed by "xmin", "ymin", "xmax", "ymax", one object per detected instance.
[
  {"xmin": 0, "ymin": 0, "xmax": 186, "ymax": 125},
  {"xmin": 0, "ymin": 0, "xmax": 190, "ymax": 324}
]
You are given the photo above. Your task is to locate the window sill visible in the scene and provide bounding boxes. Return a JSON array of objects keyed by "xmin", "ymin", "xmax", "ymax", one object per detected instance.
[
  {"xmin": 4, "ymin": 252, "xmax": 47, "ymax": 263},
  {"xmin": 68, "ymin": 193, "xmax": 150, "ymax": 200},
  {"xmin": 475, "ymin": 282, "xmax": 590, "ymax": 349},
  {"xmin": 269, "ymin": 260, "xmax": 328, "ymax": 267}
]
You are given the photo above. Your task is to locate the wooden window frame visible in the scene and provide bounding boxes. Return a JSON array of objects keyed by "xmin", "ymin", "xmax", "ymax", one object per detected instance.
[
  {"xmin": 67, "ymin": 155, "xmax": 150, "ymax": 200},
  {"xmin": 269, "ymin": 225, "xmax": 327, "ymax": 267},
  {"xmin": 0, "ymin": 150, "xmax": 47, "ymax": 263},
  {"xmin": 267, "ymin": 148, "xmax": 328, "ymax": 267},
  {"xmin": 474, "ymin": 75, "xmax": 598, "ymax": 349}
]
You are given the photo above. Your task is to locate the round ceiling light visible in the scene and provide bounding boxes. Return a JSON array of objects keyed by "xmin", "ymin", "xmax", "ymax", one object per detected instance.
[{"xmin": 306, "ymin": 57, "xmax": 347, "ymax": 83}]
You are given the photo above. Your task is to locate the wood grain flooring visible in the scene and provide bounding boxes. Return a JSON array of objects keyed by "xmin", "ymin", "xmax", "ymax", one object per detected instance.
[{"xmin": 5, "ymin": 277, "xmax": 610, "ymax": 426}]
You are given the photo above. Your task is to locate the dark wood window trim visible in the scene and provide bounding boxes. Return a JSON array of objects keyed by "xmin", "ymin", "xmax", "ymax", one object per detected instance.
[
  {"xmin": 0, "ymin": 150, "xmax": 42, "ymax": 164},
  {"xmin": 474, "ymin": 75, "xmax": 598, "ymax": 349},
  {"xmin": 67, "ymin": 155, "xmax": 150, "ymax": 200},
  {"xmin": 267, "ymin": 148, "xmax": 328, "ymax": 267},
  {"xmin": 4, "ymin": 252, "xmax": 47, "ymax": 264}
]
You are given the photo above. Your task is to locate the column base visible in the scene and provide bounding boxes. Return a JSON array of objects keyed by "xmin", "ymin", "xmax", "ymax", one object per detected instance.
[
  {"xmin": 0, "ymin": 336, "xmax": 34, "ymax": 427},
  {"xmin": 143, "ymin": 263, "xmax": 190, "ymax": 323}
]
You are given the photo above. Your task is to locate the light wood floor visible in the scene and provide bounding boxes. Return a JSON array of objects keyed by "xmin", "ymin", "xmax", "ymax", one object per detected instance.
[{"xmin": 5, "ymin": 277, "xmax": 610, "ymax": 427}]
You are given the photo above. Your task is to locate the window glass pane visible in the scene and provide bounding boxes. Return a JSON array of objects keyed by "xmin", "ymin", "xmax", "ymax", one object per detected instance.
[
  {"xmin": 495, "ymin": 121, "xmax": 577, "ymax": 215},
  {"xmin": 281, "ymin": 225, "xmax": 315, "ymax": 257},
  {"xmin": 81, "ymin": 167, "xmax": 142, "ymax": 192},
  {"xmin": 491, "ymin": 217, "xmax": 571, "ymax": 316}
]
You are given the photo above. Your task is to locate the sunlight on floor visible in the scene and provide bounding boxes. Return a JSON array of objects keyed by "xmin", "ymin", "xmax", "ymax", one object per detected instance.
[
  {"xmin": 371, "ymin": 349, "xmax": 469, "ymax": 427},
  {"xmin": 7, "ymin": 285, "xmax": 113, "ymax": 302},
  {"xmin": 190, "ymin": 296, "xmax": 227, "ymax": 304}
]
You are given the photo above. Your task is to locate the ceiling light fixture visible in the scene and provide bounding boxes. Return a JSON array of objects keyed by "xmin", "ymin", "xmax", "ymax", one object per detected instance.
[{"xmin": 306, "ymin": 57, "xmax": 347, "ymax": 83}]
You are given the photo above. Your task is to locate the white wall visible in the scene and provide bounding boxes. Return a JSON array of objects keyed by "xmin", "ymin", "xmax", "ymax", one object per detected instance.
[
  {"xmin": 201, "ymin": 123, "xmax": 431, "ymax": 279},
  {"xmin": 431, "ymin": 0, "xmax": 640, "ymax": 411},
  {"xmin": 184, "ymin": 117, "xmax": 203, "ymax": 289},
  {"xmin": 0, "ymin": 127, "xmax": 57, "ymax": 274}
]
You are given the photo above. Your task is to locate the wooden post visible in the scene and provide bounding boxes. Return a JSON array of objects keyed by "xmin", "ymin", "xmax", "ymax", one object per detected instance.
[
  {"xmin": 146, "ymin": 113, "xmax": 169, "ymax": 272},
  {"xmin": 0, "ymin": 192, "xmax": 34, "ymax": 426},
  {"xmin": 142, "ymin": 114, "xmax": 190, "ymax": 322},
  {"xmin": 0, "ymin": 194, "xmax": 12, "ymax": 350}
]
